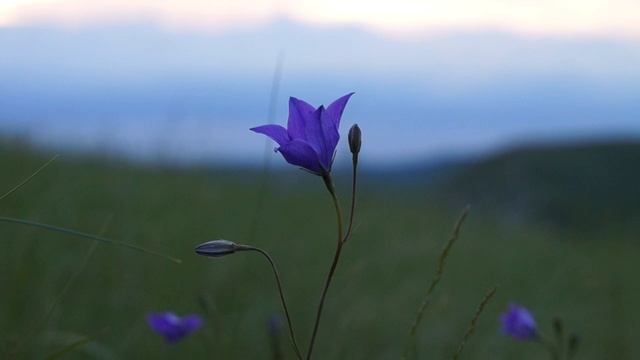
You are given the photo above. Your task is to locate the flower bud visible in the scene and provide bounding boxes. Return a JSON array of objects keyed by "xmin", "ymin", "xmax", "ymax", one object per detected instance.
[
  {"xmin": 348, "ymin": 124, "xmax": 361, "ymax": 155},
  {"xmin": 195, "ymin": 240, "xmax": 239, "ymax": 257}
]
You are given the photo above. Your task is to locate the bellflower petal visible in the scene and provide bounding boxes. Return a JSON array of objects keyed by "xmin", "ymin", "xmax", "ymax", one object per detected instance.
[
  {"xmin": 302, "ymin": 106, "xmax": 333, "ymax": 169},
  {"xmin": 251, "ymin": 93, "xmax": 354, "ymax": 175},
  {"xmin": 182, "ymin": 315, "xmax": 204, "ymax": 333},
  {"xmin": 278, "ymin": 139, "xmax": 324, "ymax": 174},
  {"xmin": 325, "ymin": 92, "xmax": 354, "ymax": 128},
  {"xmin": 147, "ymin": 312, "xmax": 203, "ymax": 343},
  {"xmin": 287, "ymin": 97, "xmax": 316, "ymax": 139},
  {"xmin": 319, "ymin": 107, "xmax": 341, "ymax": 167},
  {"xmin": 250, "ymin": 124, "xmax": 290, "ymax": 146}
]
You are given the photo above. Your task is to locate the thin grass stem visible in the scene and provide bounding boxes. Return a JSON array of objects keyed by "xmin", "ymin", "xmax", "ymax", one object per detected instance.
[
  {"xmin": 0, "ymin": 154, "xmax": 59, "ymax": 202},
  {"xmin": 452, "ymin": 286, "xmax": 498, "ymax": 360},
  {"xmin": 11, "ymin": 216, "xmax": 112, "ymax": 356},
  {"xmin": 404, "ymin": 206, "xmax": 470, "ymax": 359},
  {"xmin": 45, "ymin": 327, "xmax": 109, "ymax": 360},
  {"xmin": 247, "ymin": 51, "xmax": 285, "ymax": 242},
  {"xmin": 0, "ymin": 216, "xmax": 181, "ymax": 263}
]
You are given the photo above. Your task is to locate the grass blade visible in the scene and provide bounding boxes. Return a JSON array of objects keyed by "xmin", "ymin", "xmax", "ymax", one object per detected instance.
[
  {"xmin": 452, "ymin": 286, "xmax": 497, "ymax": 360},
  {"xmin": 246, "ymin": 51, "xmax": 285, "ymax": 242},
  {"xmin": 45, "ymin": 327, "xmax": 110, "ymax": 360},
  {"xmin": 0, "ymin": 216, "xmax": 181, "ymax": 263},
  {"xmin": 0, "ymin": 154, "xmax": 59, "ymax": 202},
  {"xmin": 404, "ymin": 205, "xmax": 470, "ymax": 359},
  {"xmin": 45, "ymin": 336, "xmax": 94, "ymax": 360},
  {"xmin": 10, "ymin": 216, "xmax": 112, "ymax": 356}
]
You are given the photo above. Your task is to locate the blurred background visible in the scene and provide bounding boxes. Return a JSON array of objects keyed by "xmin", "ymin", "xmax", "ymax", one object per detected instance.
[{"xmin": 1, "ymin": 0, "xmax": 639, "ymax": 358}]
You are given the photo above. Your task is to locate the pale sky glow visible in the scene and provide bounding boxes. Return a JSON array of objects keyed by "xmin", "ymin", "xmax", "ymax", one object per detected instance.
[
  {"xmin": 2, "ymin": 0, "xmax": 640, "ymax": 165},
  {"xmin": 2, "ymin": 0, "xmax": 640, "ymax": 37}
]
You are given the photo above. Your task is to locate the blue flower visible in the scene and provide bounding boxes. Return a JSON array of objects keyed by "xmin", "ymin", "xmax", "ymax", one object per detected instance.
[
  {"xmin": 147, "ymin": 312, "xmax": 203, "ymax": 343},
  {"xmin": 500, "ymin": 304, "xmax": 537, "ymax": 340},
  {"xmin": 251, "ymin": 93, "xmax": 354, "ymax": 175}
]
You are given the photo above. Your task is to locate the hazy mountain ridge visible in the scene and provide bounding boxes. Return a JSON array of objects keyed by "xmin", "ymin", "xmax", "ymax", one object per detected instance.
[
  {"xmin": 422, "ymin": 139, "xmax": 640, "ymax": 230},
  {"xmin": 2, "ymin": 136, "xmax": 639, "ymax": 231}
]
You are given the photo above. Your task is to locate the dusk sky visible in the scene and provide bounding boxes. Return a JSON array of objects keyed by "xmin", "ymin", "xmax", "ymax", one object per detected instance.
[
  {"xmin": 1, "ymin": 0, "xmax": 639, "ymax": 166},
  {"xmin": 4, "ymin": 0, "xmax": 640, "ymax": 36}
]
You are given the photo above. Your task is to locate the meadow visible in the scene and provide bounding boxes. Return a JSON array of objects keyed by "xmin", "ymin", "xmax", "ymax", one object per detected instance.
[{"xmin": 0, "ymin": 141, "xmax": 638, "ymax": 359}]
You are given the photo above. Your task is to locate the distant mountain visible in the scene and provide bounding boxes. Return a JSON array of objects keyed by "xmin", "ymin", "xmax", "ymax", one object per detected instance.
[
  {"xmin": 422, "ymin": 140, "xmax": 640, "ymax": 231},
  {"xmin": 2, "ymin": 134, "xmax": 639, "ymax": 232}
]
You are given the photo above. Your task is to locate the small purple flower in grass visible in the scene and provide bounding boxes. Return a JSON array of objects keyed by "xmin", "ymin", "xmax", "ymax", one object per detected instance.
[
  {"xmin": 268, "ymin": 314, "xmax": 283, "ymax": 335},
  {"xmin": 500, "ymin": 303, "xmax": 537, "ymax": 340},
  {"xmin": 251, "ymin": 93, "xmax": 354, "ymax": 175},
  {"xmin": 147, "ymin": 312, "xmax": 203, "ymax": 343}
]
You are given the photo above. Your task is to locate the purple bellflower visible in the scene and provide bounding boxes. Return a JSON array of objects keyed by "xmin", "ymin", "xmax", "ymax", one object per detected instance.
[
  {"xmin": 147, "ymin": 312, "xmax": 203, "ymax": 343},
  {"xmin": 251, "ymin": 93, "xmax": 354, "ymax": 175},
  {"xmin": 500, "ymin": 304, "xmax": 538, "ymax": 340}
]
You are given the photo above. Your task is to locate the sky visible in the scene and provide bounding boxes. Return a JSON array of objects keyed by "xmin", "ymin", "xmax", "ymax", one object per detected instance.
[
  {"xmin": 1, "ymin": 0, "xmax": 639, "ymax": 167},
  {"xmin": 3, "ymin": 0, "xmax": 640, "ymax": 37}
]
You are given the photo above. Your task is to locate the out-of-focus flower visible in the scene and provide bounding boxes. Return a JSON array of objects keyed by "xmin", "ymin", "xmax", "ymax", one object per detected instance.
[
  {"xmin": 500, "ymin": 304, "xmax": 537, "ymax": 340},
  {"xmin": 268, "ymin": 314, "xmax": 283, "ymax": 335},
  {"xmin": 251, "ymin": 93, "xmax": 354, "ymax": 175},
  {"xmin": 147, "ymin": 312, "xmax": 203, "ymax": 343}
]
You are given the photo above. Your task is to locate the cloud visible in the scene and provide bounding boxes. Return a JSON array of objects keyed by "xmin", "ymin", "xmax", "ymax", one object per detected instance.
[
  {"xmin": 2, "ymin": 0, "xmax": 640, "ymax": 37},
  {"xmin": 0, "ymin": 0, "xmax": 277, "ymax": 30}
]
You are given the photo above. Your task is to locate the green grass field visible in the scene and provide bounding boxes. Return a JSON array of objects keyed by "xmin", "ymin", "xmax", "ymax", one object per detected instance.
[{"xmin": 1, "ymin": 143, "xmax": 638, "ymax": 359}]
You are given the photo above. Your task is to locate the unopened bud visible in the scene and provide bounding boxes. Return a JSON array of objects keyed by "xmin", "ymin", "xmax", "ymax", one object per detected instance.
[
  {"xmin": 348, "ymin": 124, "xmax": 361, "ymax": 155},
  {"xmin": 195, "ymin": 240, "xmax": 240, "ymax": 257}
]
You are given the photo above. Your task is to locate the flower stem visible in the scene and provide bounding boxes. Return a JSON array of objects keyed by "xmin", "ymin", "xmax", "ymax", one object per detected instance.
[
  {"xmin": 306, "ymin": 174, "xmax": 346, "ymax": 360},
  {"xmin": 244, "ymin": 246, "xmax": 303, "ymax": 360},
  {"xmin": 306, "ymin": 241, "xmax": 343, "ymax": 360},
  {"xmin": 343, "ymin": 154, "xmax": 358, "ymax": 243},
  {"xmin": 322, "ymin": 173, "xmax": 344, "ymax": 245}
]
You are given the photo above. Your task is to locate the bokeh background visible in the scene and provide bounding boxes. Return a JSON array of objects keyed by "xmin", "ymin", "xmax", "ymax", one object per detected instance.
[{"xmin": 1, "ymin": 0, "xmax": 639, "ymax": 358}]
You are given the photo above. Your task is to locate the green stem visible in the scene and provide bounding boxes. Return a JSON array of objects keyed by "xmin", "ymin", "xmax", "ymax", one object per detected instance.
[
  {"xmin": 243, "ymin": 246, "xmax": 303, "ymax": 360},
  {"xmin": 322, "ymin": 173, "xmax": 344, "ymax": 245},
  {"xmin": 306, "ymin": 173, "xmax": 345, "ymax": 360},
  {"xmin": 343, "ymin": 155, "xmax": 358, "ymax": 243},
  {"xmin": 0, "ymin": 216, "xmax": 181, "ymax": 263}
]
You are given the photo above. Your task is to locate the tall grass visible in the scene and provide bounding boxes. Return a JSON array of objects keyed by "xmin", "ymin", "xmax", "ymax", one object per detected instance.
[{"xmin": 0, "ymin": 145, "xmax": 638, "ymax": 359}]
